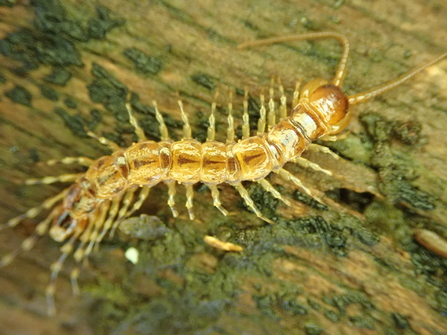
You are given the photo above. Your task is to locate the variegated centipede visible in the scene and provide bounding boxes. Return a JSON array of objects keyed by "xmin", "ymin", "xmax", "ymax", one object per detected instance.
[{"xmin": 1, "ymin": 32, "xmax": 446, "ymax": 315}]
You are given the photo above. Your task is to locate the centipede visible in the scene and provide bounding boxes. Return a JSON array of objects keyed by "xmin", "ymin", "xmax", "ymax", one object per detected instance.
[{"xmin": 1, "ymin": 32, "xmax": 446, "ymax": 316}]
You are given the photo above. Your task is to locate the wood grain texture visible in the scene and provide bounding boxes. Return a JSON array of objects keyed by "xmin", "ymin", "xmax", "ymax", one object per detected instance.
[{"xmin": 0, "ymin": 0, "xmax": 447, "ymax": 334}]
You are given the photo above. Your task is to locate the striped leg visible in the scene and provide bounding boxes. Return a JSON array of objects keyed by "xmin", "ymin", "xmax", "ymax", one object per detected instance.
[
  {"xmin": 226, "ymin": 89, "xmax": 235, "ymax": 143},
  {"xmin": 267, "ymin": 78, "xmax": 276, "ymax": 128},
  {"xmin": 119, "ymin": 186, "xmax": 150, "ymax": 220},
  {"xmin": 292, "ymin": 81, "xmax": 301, "ymax": 108},
  {"xmin": 25, "ymin": 173, "xmax": 83, "ymax": 185},
  {"xmin": 166, "ymin": 181, "xmax": 178, "ymax": 218},
  {"xmin": 293, "ymin": 157, "xmax": 333, "ymax": 176},
  {"xmin": 46, "ymin": 231, "xmax": 81, "ymax": 316},
  {"xmin": 257, "ymin": 178, "xmax": 291, "ymax": 206},
  {"xmin": 125, "ymin": 95, "xmax": 147, "ymax": 142},
  {"xmin": 242, "ymin": 88, "xmax": 250, "ymax": 139},
  {"xmin": 185, "ymin": 184, "xmax": 195, "ymax": 220},
  {"xmin": 208, "ymin": 185, "xmax": 228, "ymax": 216},
  {"xmin": 46, "ymin": 157, "xmax": 94, "ymax": 166},
  {"xmin": 178, "ymin": 100, "xmax": 192, "ymax": 139},
  {"xmin": 207, "ymin": 91, "xmax": 219, "ymax": 141},
  {"xmin": 0, "ymin": 188, "xmax": 68, "ymax": 231},
  {"xmin": 109, "ymin": 188, "xmax": 137, "ymax": 236},
  {"xmin": 307, "ymin": 144, "xmax": 340, "ymax": 160},
  {"xmin": 153, "ymin": 101, "xmax": 170, "ymax": 140},
  {"xmin": 278, "ymin": 78, "xmax": 288, "ymax": 120},
  {"xmin": 233, "ymin": 183, "xmax": 274, "ymax": 224},
  {"xmin": 276, "ymin": 168, "xmax": 321, "ymax": 202},
  {"xmin": 96, "ymin": 195, "xmax": 123, "ymax": 244},
  {"xmin": 0, "ymin": 209, "xmax": 58, "ymax": 267},
  {"xmin": 86, "ymin": 129, "xmax": 122, "ymax": 152},
  {"xmin": 257, "ymin": 88, "xmax": 267, "ymax": 135}
]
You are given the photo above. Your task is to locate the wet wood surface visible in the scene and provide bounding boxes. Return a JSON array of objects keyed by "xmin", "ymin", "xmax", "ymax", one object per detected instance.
[{"xmin": 0, "ymin": 0, "xmax": 447, "ymax": 334}]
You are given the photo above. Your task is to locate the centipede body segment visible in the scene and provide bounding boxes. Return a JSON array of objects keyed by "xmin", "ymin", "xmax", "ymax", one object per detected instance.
[{"xmin": 1, "ymin": 32, "xmax": 446, "ymax": 315}]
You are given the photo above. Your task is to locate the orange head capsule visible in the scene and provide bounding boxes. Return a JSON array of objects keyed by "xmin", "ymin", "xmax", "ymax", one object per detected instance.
[{"xmin": 299, "ymin": 78, "xmax": 351, "ymax": 135}]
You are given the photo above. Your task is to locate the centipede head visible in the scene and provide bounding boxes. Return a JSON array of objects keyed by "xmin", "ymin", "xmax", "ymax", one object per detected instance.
[{"xmin": 300, "ymin": 78, "xmax": 351, "ymax": 134}]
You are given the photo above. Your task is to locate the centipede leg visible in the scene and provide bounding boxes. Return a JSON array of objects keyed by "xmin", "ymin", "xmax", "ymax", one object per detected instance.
[
  {"xmin": 257, "ymin": 88, "xmax": 267, "ymax": 135},
  {"xmin": 86, "ymin": 129, "xmax": 122, "ymax": 152},
  {"xmin": 109, "ymin": 188, "xmax": 137, "ymax": 236},
  {"xmin": 0, "ymin": 211, "xmax": 57, "ymax": 267},
  {"xmin": 178, "ymin": 100, "xmax": 192, "ymax": 139},
  {"xmin": 73, "ymin": 209, "xmax": 100, "ymax": 265},
  {"xmin": 85, "ymin": 199, "xmax": 112, "ymax": 257},
  {"xmin": 226, "ymin": 89, "xmax": 235, "ymax": 142},
  {"xmin": 46, "ymin": 156, "xmax": 94, "ymax": 166},
  {"xmin": 307, "ymin": 144, "xmax": 340, "ymax": 160},
  {"xmin": 184, "ymin": 184, "xmax": 195, "ymax": 220},
  {"xmin": 292, "ymin": 81, "xmax": 301, "ymax": 108},
  {"xmin": 293, "ymin": 157, "xmax": 333, "ymax": 176},
  {"xmin": 166, "ymin": 181, "xmax": 178, "ymax": 218},
  {"xmin": 242, "ymin": 88, "xmax": 250, "ymax": 139},
  {"xmin": 277, "ymin": 168, "xmax": 321, "ymax": 202},
  {"xmin": 0, "ymin": 188, "xmax": 68, "ymax": 231},
  {"xmin": 233, "ymin": 183, "xmax": 274, "ymax": 224},
  {"xmin": 207, "ymin": 91, "xmax": 219, "ymax": 141},
  {"xmin": 208, "ymin": 185, "xmax": 228, "ymax": 216},
  {"xmin": 121, "ymin": 186, "xmax": 150, "ymax": 219},
  {"xmin": 96, "ymin": 195, "xmax": 123, "ymax": 243},
  {"xmin": 25, "ymin": 173, "xmax": 83, "ymax": 185},
  {"xmin": 267, "ymin": 78, "xmax": 276, "ymax": 128},
  {"xmin": 257, "ymin": 178, "xmax": 291, "ymax": 206},
  {"xmin": 153, "ymin": 101, "xmax": 170, "ymax": 140},
  {"xmin": 100, "ymin": 187, "xmax": 151, "ymax": 247},
  {"xmin": 125, "ymin": 96, "xmax": 147, "ymax": 142},
  {"xmin": 46, "ymin": 232, "xmax": 80, "ymax": 316},
  {"xmin": 277, "ymin": 78, "xmax": 288, "ymax": 120}
]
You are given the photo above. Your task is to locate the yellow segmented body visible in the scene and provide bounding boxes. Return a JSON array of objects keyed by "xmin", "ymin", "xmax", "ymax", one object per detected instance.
[{"xmin": 1, "ymin": 32, "xmax": 446, "ymax": 316}]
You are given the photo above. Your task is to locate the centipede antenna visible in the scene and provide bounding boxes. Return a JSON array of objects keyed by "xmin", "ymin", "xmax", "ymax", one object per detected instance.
[
  {"xmin": 242, "ymin": 87, "xmax": 250, "ymax": 139},
  {"xmin": 238, "ymin": 32, "xmax": 351, "ymax": 87},
  {"xmin": 125, "ymin": 96, "xmax": 147, "ymax": 142},
  {"xmin": 267, "ymin": 78, "xmax": 276, "ymax": 128},
  {"xmin": 152, "ymin": 100, "xmax": 170, "ymax": 140},
  {"xmin": 349, "ymin": 52, "xmax": 447, "ymax": 105},
  {"xmin": 178, "ymin": 100, "xmax": 192, "ymax": 139},
  {"xmin": 207, "ymin": 91, "xmax": 219, "ymax": 141},
  {"xmin": 226, "ymin": 89, "xmax": 235, "ymax": 143},
  {"xmin": 257, "ymin": 88, "xmax": 267, "ymax": 135}
]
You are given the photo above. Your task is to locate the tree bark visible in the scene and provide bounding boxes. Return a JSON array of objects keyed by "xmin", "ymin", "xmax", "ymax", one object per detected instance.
[{"xmin": 0, "ymin": 0, "xmax": 447, "ymax": 334}]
